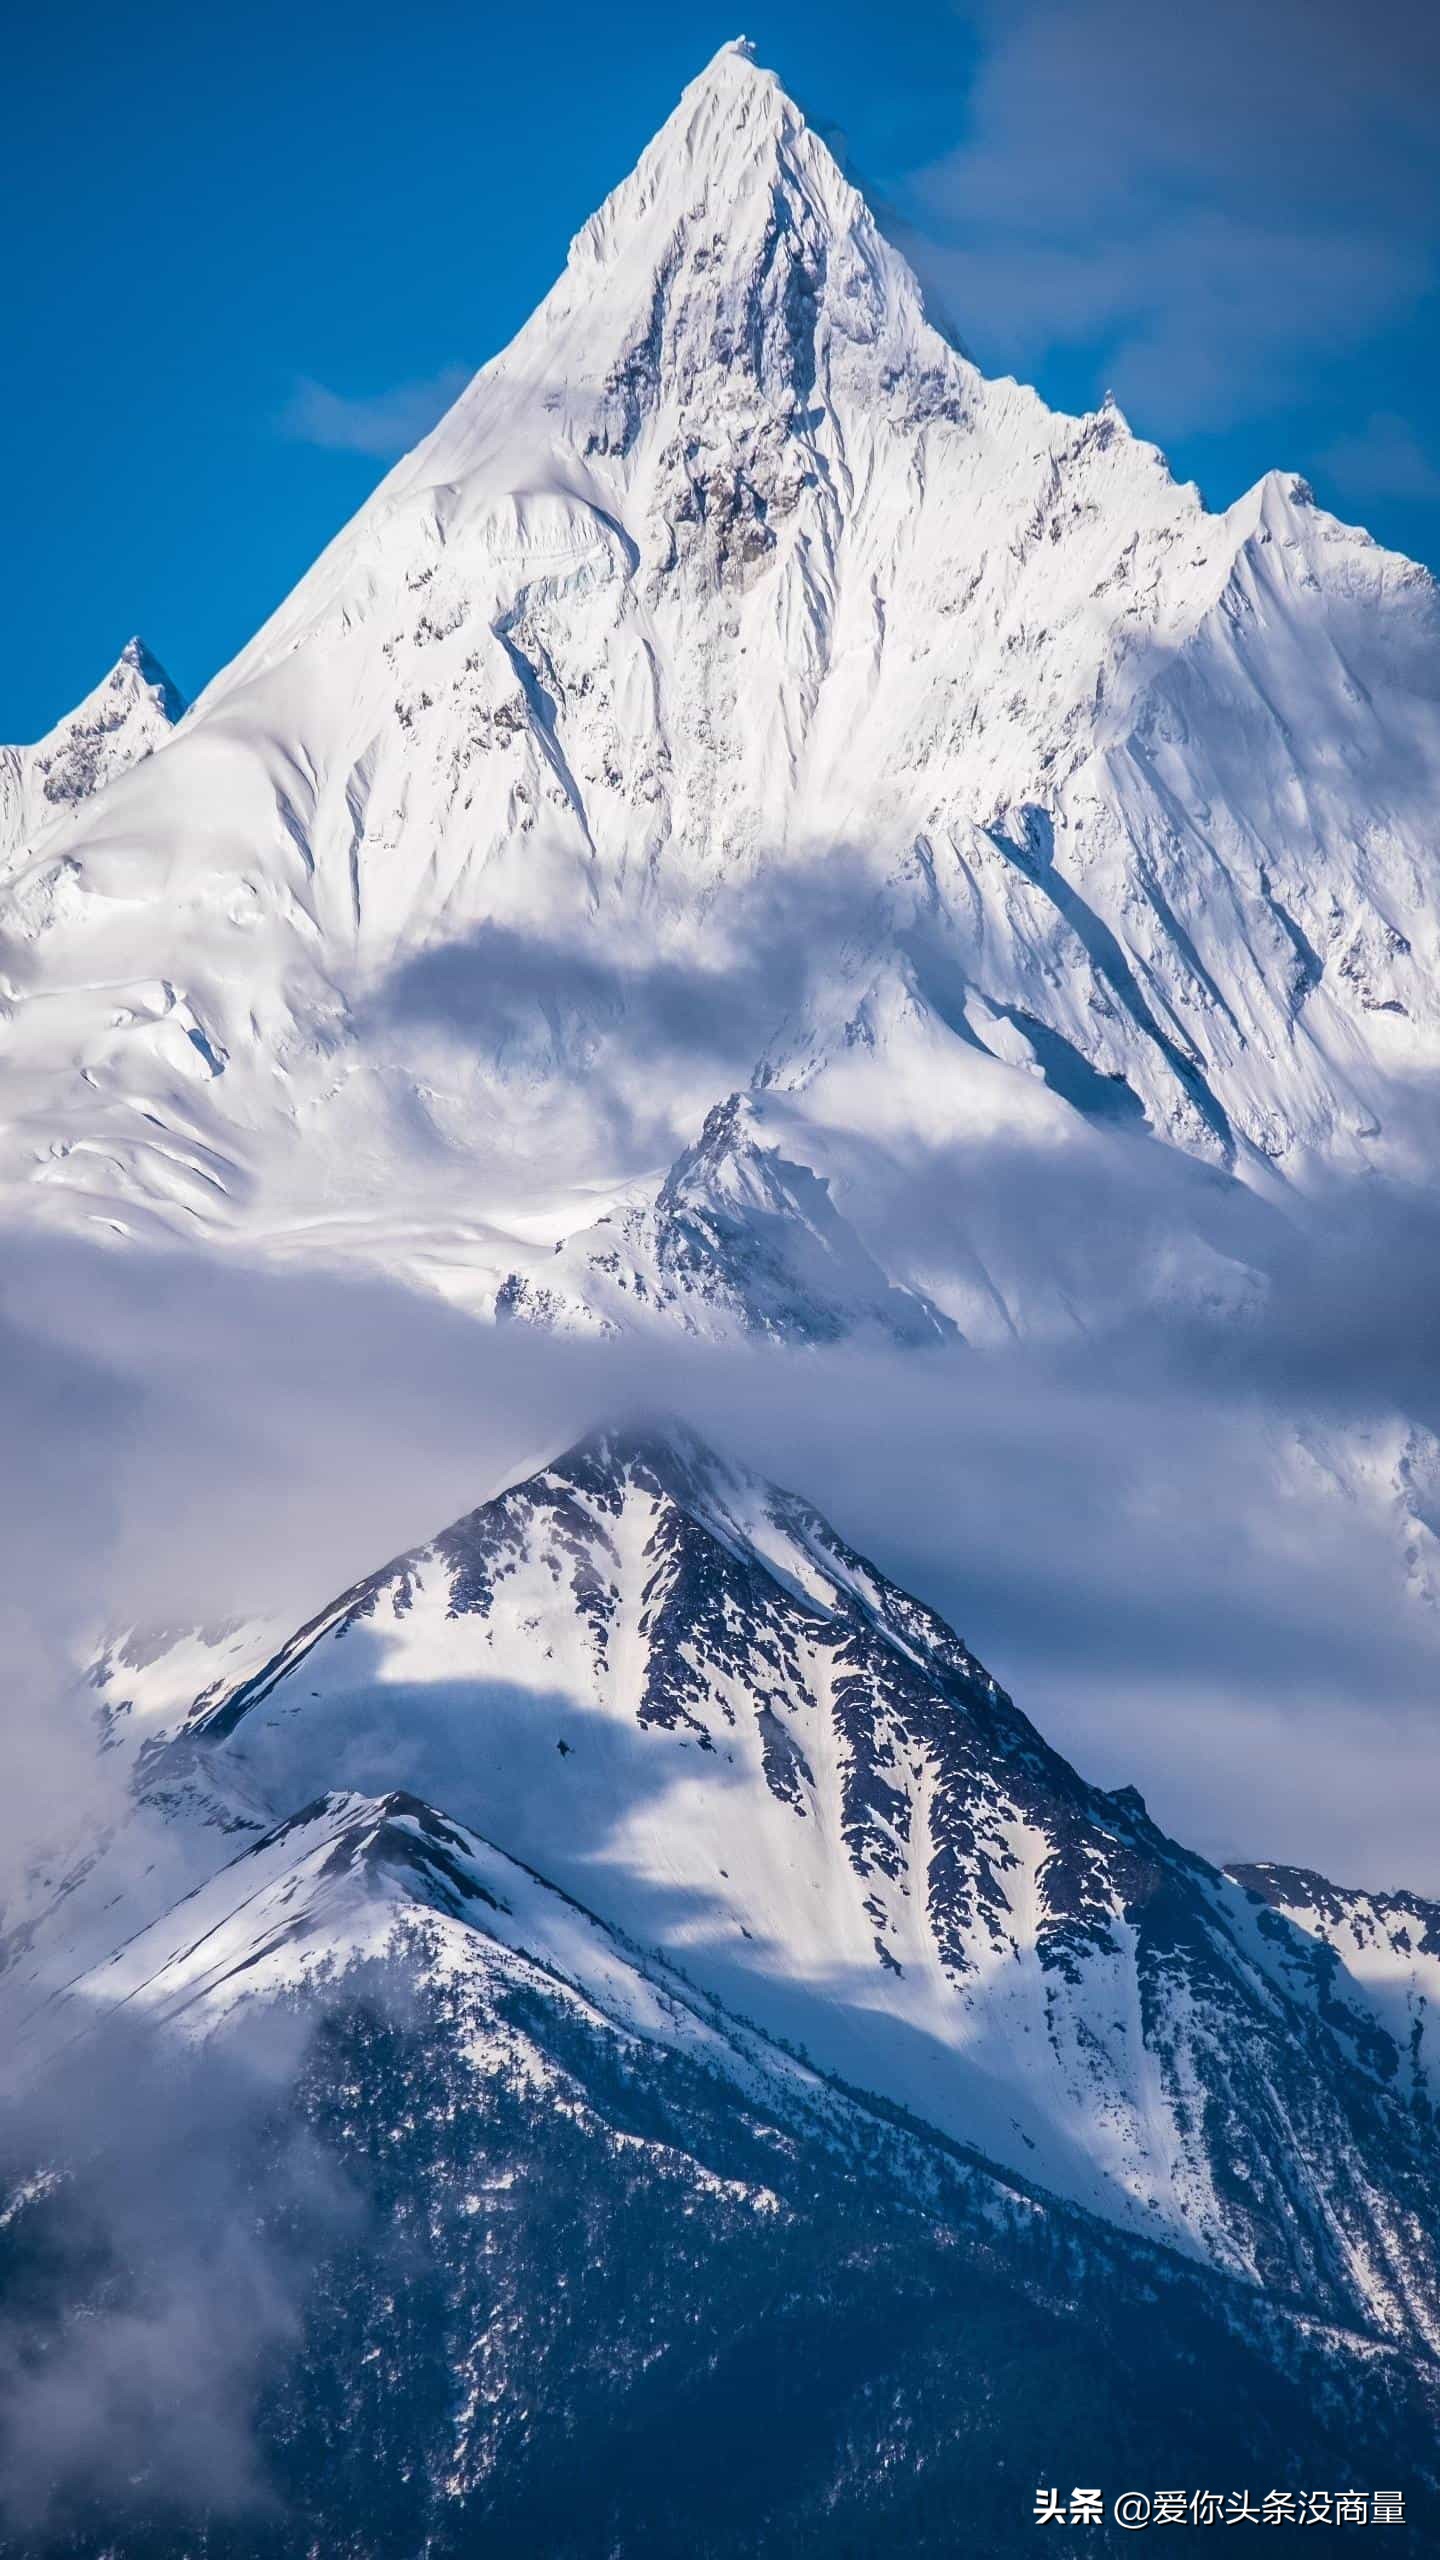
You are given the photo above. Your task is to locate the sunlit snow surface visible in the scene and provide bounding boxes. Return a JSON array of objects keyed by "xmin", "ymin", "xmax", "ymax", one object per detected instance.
[
  {"xmin": 6, "ymin": 36, "xmax": 1440, "ymax": 2402},
  {"xmin": 1, "ymin": 44, "xmax": 1437, "ymax": 1344},
  {"xmin": 0, "ymin": 638, "xmax": 184, "ymax": 887},
  {"xmin": 12, "ymin": 1424, "xmax": 1440, "ymax": 2355}
]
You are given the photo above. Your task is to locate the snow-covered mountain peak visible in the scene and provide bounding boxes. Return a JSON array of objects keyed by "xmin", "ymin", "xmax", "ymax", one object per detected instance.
[
  {"xmin": 41, "ymin": 1418, "xmax": 1438, "ymax": 2344},
  {"xmin": 344, "ymin": 34, "xmax": 976, "ymax": 595},
  {"xmin": 29, "ymin": 635, "xmax": 186, "ymax": 772},
  {"xmin": 533, "ymin": 1413, "xmax": 753, "ymax": 1532},
  {"xmin": 115, "ymin": 634, "xmax": 186, "ymax": 715},
  {"xmin": 498, "ymin": 1090, "xmax": 961, "ymax": 1345},
  {"xmin": 0, "ymin": 635, "xmax": 185, "ymax": 878},
  {"xmin": 528, "ymin": 1414, "xmax": 992, "ymax": 1647},
  {"xmin": 570, "ymin": 35, "xmax": 798, "ymax": 243},
  {"xmin": 549, "ymin": 1410, "xmax": 735, "ymax": 1492},
  {"xmin": 4, "ymin": 41, "xmax": 1440, "ymax": 1302},
  {"xmin": 564, "ymin": 34, "xmax": 899, "ymax": 298}
]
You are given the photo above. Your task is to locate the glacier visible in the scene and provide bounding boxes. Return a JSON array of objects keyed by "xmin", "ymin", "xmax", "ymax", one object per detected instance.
[
  {"xmin": 0, "ymin": 40, "xmax": 1436, "ymax": 1341},
  {"xmin": 4, "ymin": 35, "xmax": 1440, "ymax": 2554}
]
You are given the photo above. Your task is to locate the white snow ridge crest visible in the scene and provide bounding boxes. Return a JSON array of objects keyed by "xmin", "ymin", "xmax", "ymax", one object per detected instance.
[
  {"xmin": 16, "ymin": 1423, "xmax": 1440, "ymax": 2359},
  {"xmin": 6, "ymin": 38, "xmax": 1440, "ymax": 2551},
  {"xmin": 0, "ymin": 38, "xmax": 1436, "ymax": 1329}
]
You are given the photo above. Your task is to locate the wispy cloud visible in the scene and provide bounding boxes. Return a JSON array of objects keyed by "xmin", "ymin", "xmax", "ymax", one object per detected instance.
[
  {"xmin": 0, "ymin": 2007, "xmax": 357, "ymax": 2537},
  {"xmin": 278, "ymin": 365, "xmax": 472, "ymax": 460},
  {"xmin": 905, "ymin": 0, "xmax": 1440, "ymax": 435},
  {"xmin": 2, "ymin": 1145, "xmax": 1440, "ymax": 1901},
  {"xmin": 1320, "ymin": 411, "xmax": 1440, "ymax": 506}
]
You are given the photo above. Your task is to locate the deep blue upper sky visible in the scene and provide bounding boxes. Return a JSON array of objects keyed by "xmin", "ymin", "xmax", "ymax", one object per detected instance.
[{"xmin": 4, "ymin": 0, "xmax": 1437, "ymax": 738}]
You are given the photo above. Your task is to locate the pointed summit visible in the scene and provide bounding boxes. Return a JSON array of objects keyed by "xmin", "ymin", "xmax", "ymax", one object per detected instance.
[
  {"xmin": 103, "ymin": 1416, "xmax": 1440, "ymax": 2344},
  {"xmin": 569, "ymin": 37, "xmax": 813, "ymax": 266},
  {"xmin": 115, "ymin": 635, "xmax": 187, "ymax": 724},
  {"xmin": 207, "ymin": 34, "xmax": 958, "ymax": 705},
  {"xmin": 1, "ymin": 634, "xmax": 185, "ymax": 873},
  {"xmin": 560, "ymin": 34, "xmax": 930, "ymax": 366},
  {"xmin": 35, "ymin": 635, "xmax": 186, "ymax": 785},
  {"xmin": 363, "ymin": 31, "xmax": 954, "ymax": 503}
]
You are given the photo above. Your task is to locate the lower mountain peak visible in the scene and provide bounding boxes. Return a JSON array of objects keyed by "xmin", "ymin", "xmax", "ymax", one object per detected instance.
[
  {"xmin": 13, "ymin": 1771, "xmax": 1437, "ymax": 2560},
  {"xmin": 1, "ymin": 636, "xmax": 187, "ymax": 877},
  {"xmin": 19, "ymin": 1781, "xmax": 869, "ymax": 2158},
  {"xmin": 66, "ymin": 1426, "xmax": 1432, "ymax": 2343},
  {"xmin": 496, "ymin": 1089, "xmax": 958, "ymax": 1347}
]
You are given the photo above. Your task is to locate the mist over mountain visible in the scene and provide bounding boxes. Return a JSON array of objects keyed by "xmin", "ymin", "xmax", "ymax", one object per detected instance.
[
  {"xmin": 8, "ymin": 1425, "xmax": 1440, "ymax": 2551},
  {"xmin": 4, "ymin": 35, "xmax": 1440, "ymax": 2554},
  {"xmin": 4, "ymin": 44, "xmax": 1438, "ymax": 1318}
]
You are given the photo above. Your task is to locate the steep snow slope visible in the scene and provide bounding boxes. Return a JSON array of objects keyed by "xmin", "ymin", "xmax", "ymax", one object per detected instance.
[
  {"xmin": 496, "ymin": 1091, "xmax": 961, "ymax": 1343},
  {"xmin": 20, "ymin": 1784, "xmax": 881, "ymax": 2140},
  {"xmin": 2, "ymin": 43, "xmax": 1437, "ymax": 1318},
  {"xmin": 33, "ymin": 1424, "xmax": 1438, "ymax": 2351},
  {"xmin": 0, "ymin": 638, "xmax": 184, "ymax": 883},
  {"xmin": 14, "ymin": 1790, "xmax": 1436, "ymax": 2560},
  {"xmin": 1231, "ymin": 1859, "xmax": 1440, "ymax": 2109}
]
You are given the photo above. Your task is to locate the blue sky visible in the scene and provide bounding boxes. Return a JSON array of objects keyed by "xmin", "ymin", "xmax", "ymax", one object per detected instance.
[{"xmin": 4, "ymin": 0, "xmax": 1437, "ymax": 739}]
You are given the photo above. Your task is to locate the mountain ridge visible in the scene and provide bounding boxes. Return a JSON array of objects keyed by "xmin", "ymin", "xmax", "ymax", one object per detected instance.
[
  {"xmin": 0, "ymin": 636, "xmax": 185, "ymax": 882},
  {"xmin": 12, "ymin": 1420, "xmax": 1427, "ymax": 2357},
  {"xmin": 11, "ymin": 1768, "xmax": 1438, "ymax": 2556},
  {"xmin": 1, "ymin": 42, "xmax": 1437, "ymax": 1333}
]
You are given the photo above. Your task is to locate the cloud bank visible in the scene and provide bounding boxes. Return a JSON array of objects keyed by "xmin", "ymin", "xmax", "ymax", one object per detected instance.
[
  {"xmin": 907, "ymin": 0, "xmax": 1440, "ymax": 443},
  {"xmin": 3, "ymin": 1155, "xmax": 1439, "ymax": 2523},
  {"xmin": 0, "ymin": 1160, "xmax": 1438, "ymax": 1903},
  {"xmin": 0, "ymin": 2005, "xmax": 359, "ymax": 2538}
]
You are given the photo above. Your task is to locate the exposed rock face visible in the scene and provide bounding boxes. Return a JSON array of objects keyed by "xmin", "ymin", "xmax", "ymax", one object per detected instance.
[
  {"xmin": 7, "ymin": 42, "xmax": 1440, "ymax": 2552},
  {"xmin": 10, "ymin": 1806, "xmax": 1434, "ymax": 2559},
  {"xmin": 1, "ymin": 44, "xmax": 1437, "ymax": 1317},
  {"xmin": 0, "ymin": 636, "xmax": 184, "ymax": 879},
  {"xmin": 23, "ymin": 1424, "xmax": 1434, "ymax": 2356}
]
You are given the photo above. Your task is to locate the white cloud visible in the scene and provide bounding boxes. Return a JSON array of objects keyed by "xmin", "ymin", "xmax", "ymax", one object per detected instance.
[
  {"xmin": 1320, "ymin": 411, "xmax": 1440, "ymax": 505},
  {"xmin": 3, "ymin": 1160, "xmax": 1440, "ymax": 1901},
  {"xmin": 278, "ymin": 365, "xmax": 472, "ymax": 460},
  {"xmin": 905, "ymin": 0, "xmax": 1440, "ymax": 434}
]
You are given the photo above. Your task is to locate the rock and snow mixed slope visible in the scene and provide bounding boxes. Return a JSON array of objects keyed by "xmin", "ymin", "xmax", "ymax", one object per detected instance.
[
  {"xmin": 1, "ymin": 42, "xmax": 1437, "ymax": 1332},
  {"xmin": 13, "ymin": 1424, "xmax": 1431, "ymax": 2357},
  {"xmin": 496, "ymin": 1090, "xmax": 961, "ymax": 1343},
  {"xmin": 0, "ymin": 637, "xmax": 184, "ymax": 882},
  {"xmin": 5, "ymin": 44, "xmax": 1440, "ymax": 2538},
  {"xmin": 1232, "ymin": 1860, "xmax": 1440, "ymax": 2110},
  {"xmin": 13, "ymin": 1784, "xmax": 1435, "ymax": 2560},
  {"xmin": 24, "ymin": 1784, "xmax": 873, "ymax": 2142}
]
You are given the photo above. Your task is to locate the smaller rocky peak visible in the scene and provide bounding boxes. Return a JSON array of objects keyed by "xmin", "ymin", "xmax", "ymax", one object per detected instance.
[
  {"xmin": 650, "ymin": 1089, "xmax": 959, "ymax": 1350},
  {"xmin": 24, "ymin": 637, "xmax": 187, "ymax": 821},
  {"xmin": 0, "ymin": 634, "xmax": 189, "ymax": 877},
  {"xmin": 114, "ymin": 635, "xmax": 188, "ymax": 724},
  {"xmin": 657, "ymin": 1089, "xmax": 762, "ymax": 1206},
  {"xmin": 551, "ymin": 1413, "xmax": 737, "ymax": 1514},
  {"xmin": 1104, "ymin": 1783, "xmax": 1148, "ymax": 1819}
]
